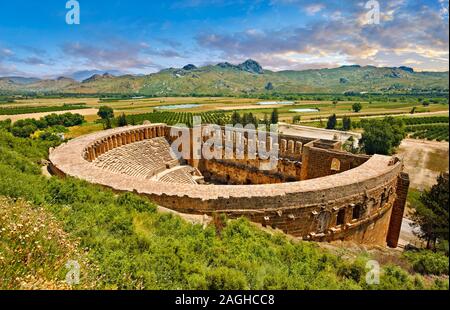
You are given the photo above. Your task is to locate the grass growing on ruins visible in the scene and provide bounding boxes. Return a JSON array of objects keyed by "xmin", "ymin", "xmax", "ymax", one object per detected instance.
[{"xmin": 0, "ymin": 128, "xmax": 448, "ymax": 290}]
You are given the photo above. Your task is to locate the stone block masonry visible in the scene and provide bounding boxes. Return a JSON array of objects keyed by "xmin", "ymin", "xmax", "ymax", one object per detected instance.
[
  {"xmin": 387, "ymin": 172, "xmax": 410, "ymax": 248},
  {"xmin": 49, "ymin": 124, "xmax": 409, "ymax": 247}
]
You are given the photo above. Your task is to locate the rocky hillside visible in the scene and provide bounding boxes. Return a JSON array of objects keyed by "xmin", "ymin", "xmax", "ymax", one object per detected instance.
[{"xmin": 0, "ymin": 60, "xmax": 448, "ymax": 95}]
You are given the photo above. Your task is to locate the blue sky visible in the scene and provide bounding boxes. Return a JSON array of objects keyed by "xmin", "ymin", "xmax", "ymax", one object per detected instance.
[{"xmin": 0, "ymin": 0, "xmax": 448, "ymax": 78}]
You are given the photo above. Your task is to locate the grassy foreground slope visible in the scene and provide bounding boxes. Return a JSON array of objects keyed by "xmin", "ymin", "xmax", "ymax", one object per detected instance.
[{"xmin": 0, "ymin": 129, "xmax": 448, "ymax": 290}]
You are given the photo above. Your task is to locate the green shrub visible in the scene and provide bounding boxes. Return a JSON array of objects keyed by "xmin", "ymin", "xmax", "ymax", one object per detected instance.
[
  {"xmin": 206, "ymin": 267, "xmax": 249, "ymax": 290},
  {"xmin": 404, "ymin": 250, "xmax": 449, "ymax": 275}
]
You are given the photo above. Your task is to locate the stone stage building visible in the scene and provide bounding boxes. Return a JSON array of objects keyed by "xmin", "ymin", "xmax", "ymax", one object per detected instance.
[{"xmin": 49, "ymin": 124, "xmax": 409, "ymax": 248}]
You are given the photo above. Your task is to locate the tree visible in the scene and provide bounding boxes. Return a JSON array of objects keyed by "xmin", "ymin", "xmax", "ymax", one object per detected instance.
[
  {"xmin": 118, "ymin": 113, "xmax": 128, "ymax": 127},
  {"xmin": 292, "ymin": 115, "xmax": 301, "ymax": 124},
  {"xmin": 342, "ymin": 116, "xmax": 351, "ymax": 131},
  {"xmin": 231, "ymin": 111, "xmax": 241, "ymax": 125},
  {"xmin": 411, "ymin": 173, "xmax": 449, "ymax": 249},
  {"xmin": 97, "ymin": 106, "xmax": 114, "ymax": 120},
  {"xmin": 97, "ymin": 106, "xmax": 114, "ymax": 129},
  {"xmin": 265, "ymin": 82, "xmax": 274, "ymax": 91},
  {"xmin": 352, "ymin": 102, "xmax": 363, "ymax": 113},
  {"xmin": 360, "ymin": 117, "xmax": 406, "ymax": 155},
  {"xmin": 263, "ymin": 113, "xmax": 270, "ymax": 126},
  {"xmin": 104, "ymin": 117, "xmax": 112, "ymax": 129},
  {"xmin": 326, "ymin": 114, "xmax": 337, "ymax": 129},
  {"xmin": 270, "ymin": 109, "xmax": 279, "ymax": 124}
]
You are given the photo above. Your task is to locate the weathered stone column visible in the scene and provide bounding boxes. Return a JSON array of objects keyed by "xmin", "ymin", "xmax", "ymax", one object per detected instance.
[
  {"xmin": 88, "ymin": 147, "xmax": 94, "ymax": 161},
  {"xmin": 288, "ymin": 140, "xmax": 295, "ymax": 153},
  {"xmin": 103, "ymin": 139, "xmax": 109, "ymax": 152},
  {"xmin": 281, "ymin": 139, "xmax": 287, "ymax": 153},
  {"xmin": 295, "ymin": 141, "xmax": 302, "ymax": 153},
  {"xmin": 99, "ymin": 141, "xmax": 104, "ymax": 155},
  {"xmin": 107, "ymin": 137, "xmax": 113, "ymax": 150},
  {"xmin": 92, "ymin": 142, "xmax": 99, "ymax": 160},
  {"xmin": 300, "ymin": 144, "xmax": 310, "ymax": 180},
  {"xmin": 387, "ymin": 172, "xmax": 410, "ymax": 248}
]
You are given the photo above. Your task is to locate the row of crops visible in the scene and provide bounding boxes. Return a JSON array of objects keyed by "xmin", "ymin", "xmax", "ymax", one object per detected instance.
[
  {"xmin": 402, "ymin": 116, "xmax": 449, "ymax": 126},
  {"xmin": 407, "ymin": 124, "xmax": 449, "ymax": 142},
  {"xmin": 0, "ymin": 103, "xmax": 88, "ymax": 115},
  {"xmin": 403, "ymin": 116, "xmax": 449, "ymax": 141},
  {"xmin": 125, "ymin": 111, "xmax": 230, "ymax": 127}
]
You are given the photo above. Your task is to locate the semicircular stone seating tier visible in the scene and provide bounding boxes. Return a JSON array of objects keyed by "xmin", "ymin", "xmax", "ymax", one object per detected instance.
[{"xmin": 92, "ymin": 137, "xmax": 190, "ymax": 181}]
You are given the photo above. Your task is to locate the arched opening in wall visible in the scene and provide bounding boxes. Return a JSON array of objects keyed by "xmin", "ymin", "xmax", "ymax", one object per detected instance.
[
  {"xmin": 380, "ymin": 188, "xmax": 389, "ymax": 208},
  {"xmin": 352, "ymin": 204, "xmax": 362, "ymax": 220},
  {"xmin": 330, "ymin": 158, "xmax": 341, "ymax": 173},
  {"xmin": 336, "ymin": 208, "xmax": 346, "ymax": 226}
]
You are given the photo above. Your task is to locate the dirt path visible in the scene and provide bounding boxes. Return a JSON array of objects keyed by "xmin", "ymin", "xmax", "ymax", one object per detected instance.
[
  {"xmin": 397, "ymin": 139, "xmax": 449, "ymax": 190},
  {"xmin": 0, "ymin": 108, "xmax": 99, "ymax": 122}
]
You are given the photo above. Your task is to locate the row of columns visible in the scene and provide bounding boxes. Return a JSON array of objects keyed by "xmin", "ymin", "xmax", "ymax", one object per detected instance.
[
  {"xmin": 280, "ymin": 139, "xmax": 303, "ymax": 155},
  {"xmin": 83, "ymin": 126, "xmax": 165, "ymax": 162}
]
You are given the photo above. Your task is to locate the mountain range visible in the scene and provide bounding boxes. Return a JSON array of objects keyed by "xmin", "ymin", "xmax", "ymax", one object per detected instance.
[{"xmin": 0, "ymin": 60, "xmax": 448, "ymax": 95}]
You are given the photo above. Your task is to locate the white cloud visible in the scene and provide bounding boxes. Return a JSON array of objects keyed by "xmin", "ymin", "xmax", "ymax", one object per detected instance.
[{"xmin": 305, "ymin": 4, "xmax": 325, "ymax": 15}]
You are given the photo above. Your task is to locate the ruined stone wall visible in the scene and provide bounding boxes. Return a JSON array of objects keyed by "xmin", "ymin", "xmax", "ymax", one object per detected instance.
[
  {"xmin": 200, "ymin": 159, "xmax": 294, "ymax": 184},
  {"xmin": 300, "ymin": 142, "xmax": 370, "ymax": 180},
  {"xmin": 145, "ymin": 164, "xmax": 400, "ymax": 245},
  {"xmin": 387, "ymin": 172, "xmax": 410, "ymax": 247},
  {"xmin": 199, "ymin": 156, "xmax": 301, "ymax": 184},
  {"xmin": 49, "ymin": 124, "xmax": 409, "ymax": 247}
]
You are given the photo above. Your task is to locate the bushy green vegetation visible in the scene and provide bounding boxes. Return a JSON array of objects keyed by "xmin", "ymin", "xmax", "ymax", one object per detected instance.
[
  {"xmin": 410, "ymin": 173, "xmax": 449, "ymax": 250},
  {"xmin": 354, "ymin": 116, "xmax": 449, "ymax": 142},
  {"xmin": 360, "ymin": 117, "xmax": 406, "ymax": 155},
  {"xmin": 352, "ymin": 102, "xmax": 362, "ymax": 113},
  {"xmin": 0, "ymin": 113, "xmax": 84, "ymax": 138},
  {"xmin": 97, "ymin": 106, "xmax": 114, "ymax": 129},
  {"xmin": 0, "ymin": 103, "xmax": 87, "ymax": 115},
  {"xmin": 0, "ymin": 129, "xmax": 446, "ymax": 289},
  {"xmin": 403, "ymin": 250, "xmax": 449, "ymax": 276},
  {"xmin": 326, "ymin": 114, "xmax": 337, "ymax": 129}
]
